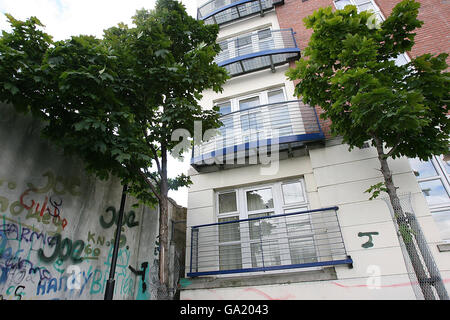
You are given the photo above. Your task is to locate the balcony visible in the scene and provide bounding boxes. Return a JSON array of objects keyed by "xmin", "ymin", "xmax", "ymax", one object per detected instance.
[
  {"xmin": 187, "ymin": 207, "xmax": 353, "ymax": 277},
  {"xmin": 191, "ymin": 100, "xmax": 325, "ymax": 166},
  {"xmin": 215, "ymin": 28, "xmax": 300, "ymax": 77},
  {"xmin": 198, "ymin": 0, "xmax": 284, "ymax": 26}
]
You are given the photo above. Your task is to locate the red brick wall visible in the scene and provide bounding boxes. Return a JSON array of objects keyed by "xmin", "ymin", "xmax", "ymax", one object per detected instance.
[{"xmin": 276, "ymin": 0, "xmax": 450, "ymax": 138}]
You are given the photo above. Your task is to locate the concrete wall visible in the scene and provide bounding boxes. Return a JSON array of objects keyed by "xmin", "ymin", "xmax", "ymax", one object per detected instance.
[{"xmin": 0, "ymin": 103, "xmax": 184, "ymax": 300}]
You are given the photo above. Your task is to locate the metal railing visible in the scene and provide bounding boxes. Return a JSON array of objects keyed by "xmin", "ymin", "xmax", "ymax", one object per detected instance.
[
  {"xmin": 215, "ymin": 28, "xmax": 300, "ymax": 76},
  {"xmin": 198, "ymin": 0, "xmax": 279, "ymax": 26},
  {"xmin": 192, "ymin": 100, "xmax": 324, "ymax": 164},
  {"xmin": 187, "ymin": 207, "xmax": 353, "ymax": 277}
]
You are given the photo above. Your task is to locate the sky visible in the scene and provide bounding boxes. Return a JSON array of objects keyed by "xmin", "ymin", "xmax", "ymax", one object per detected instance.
[
  {"xmin": 0, "ymin": 0, "xmax": 197, "ymax": 207},
  {"xmin": 0, "ymin": 0, "xmax": 198, "ymax": 41}
]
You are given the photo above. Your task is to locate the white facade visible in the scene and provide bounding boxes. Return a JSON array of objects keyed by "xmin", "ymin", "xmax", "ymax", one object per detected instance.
[{"xmin": 181, "ymin": 0, "xmax": 450, "ymax": 300}]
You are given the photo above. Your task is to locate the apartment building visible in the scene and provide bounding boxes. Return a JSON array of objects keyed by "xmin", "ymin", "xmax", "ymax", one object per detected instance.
[{"xmin": 180, "ymin": 0, "xmax": 450, "ymax": 300}]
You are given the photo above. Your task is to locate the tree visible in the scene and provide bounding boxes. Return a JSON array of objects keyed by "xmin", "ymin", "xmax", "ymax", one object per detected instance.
[
  {"xmin": 286, "ymin": 0, "xmax": 449, "ymax": 299},
  {"xmin": 102, "ymin": 0, "xmax": 228, "ymax": 292},
  {"xmin": 0, "ymin": 0, "xmax": 227, "ymax": 297}
]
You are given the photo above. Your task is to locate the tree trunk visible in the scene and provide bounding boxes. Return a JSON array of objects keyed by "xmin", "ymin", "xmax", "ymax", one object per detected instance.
[
  {"xmin": 158, "ymin": 146, "xmax": 170, "ymax": 298},
  {"xmin": 373, "ymin": 136, "xmax": 436, "ymax": 300}
]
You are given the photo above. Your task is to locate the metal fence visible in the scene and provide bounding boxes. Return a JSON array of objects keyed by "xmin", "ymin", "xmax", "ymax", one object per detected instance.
[
  {"xmin": 198, "ymin": 0, "xmax": 277, "ymax": 25},
  {"xmin": 215, "ymin": 28, "xmax": 299, "ymax": 76},
  {"xmin": 187, "ymin": 207, "xmax": 353, "ymax": 277},
  {"xmin": 192, "ymin": 100, "xmax": 324, "ymax": 164}
]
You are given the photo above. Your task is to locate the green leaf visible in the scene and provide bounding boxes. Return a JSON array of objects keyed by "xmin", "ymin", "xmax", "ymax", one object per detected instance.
[
  {"xmin": 4, "ymin": 83, "xmax": 19, "ymax": 95},
  {"xmin": 116, "ymin": 153, "xmax": 131, "ymax": 163},
  {"xmin": 74, "ymin": 121, "xmax": 90, "ymax": 131},
  {"xmin": 155, "ymin": 49, "xmax": 169, "ymax": 58}
]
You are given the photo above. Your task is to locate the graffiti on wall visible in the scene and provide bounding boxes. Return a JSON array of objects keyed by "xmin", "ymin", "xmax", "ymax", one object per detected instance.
[
  {"xmin": 358, "ymin": 232, "xmax": 380, "ymax": 249},
  {"xmin": 0, "ymin": 170, "xmax": 150, "ymax": 300}
]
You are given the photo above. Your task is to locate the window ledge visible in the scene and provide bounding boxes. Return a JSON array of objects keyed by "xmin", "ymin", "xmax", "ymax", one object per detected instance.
[
  {"xmin": 180, "ymin": 267, "xmax": 337, "ymax": 290},
  {"xmin": 437, "ymin": 243, "xmax": 450, "ymax": 252}
]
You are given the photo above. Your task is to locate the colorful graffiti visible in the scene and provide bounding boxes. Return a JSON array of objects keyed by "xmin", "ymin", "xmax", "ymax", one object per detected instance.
[{"xmin": 0, "ymin": 169, "xmax": 155, "ymax": 300}]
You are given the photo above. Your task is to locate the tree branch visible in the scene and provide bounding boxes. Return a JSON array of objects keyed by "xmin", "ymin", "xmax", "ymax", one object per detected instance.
[
  {"xmin": 384, "ymin": 141, "xmax": 402, "ymax": 159},
  {"xmin": 149, "ymin": 144, "xmax": 162, "ymax": 174},
  {"xmin": 144, "ymin": 167, "xmax": 161, "ymax": 186},
  {"xmin": 136, "ymin": 168, "xmax": 162, "ymax": 202}
]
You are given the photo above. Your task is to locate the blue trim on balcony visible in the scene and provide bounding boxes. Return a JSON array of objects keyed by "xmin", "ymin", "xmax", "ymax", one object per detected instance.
[
  {"xmin": 187, "ymin": 258, "xmax": 353, "ymax": 277},
  {"xmin": 191, "ymin": 132, "xmax": 325, "ymax": 165},
  {"xmin": 217, "ymin": 47, "xmax": 301, "ymax": 68}
]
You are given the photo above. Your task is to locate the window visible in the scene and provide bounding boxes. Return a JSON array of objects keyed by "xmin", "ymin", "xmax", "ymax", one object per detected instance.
[
  {"xmin": 239, "ymin": 96, "xmax": 260, "ymax": 111},
  {"xmin": 217, "ymin": 101, "xmax": 231, "ymax": 116},
  {"xmin": 216, "ymin": 179, "xmax": 313, "ymax": 272},
  {"xmin": 333, "ymin": 0, "xmax": 410, "ymax": 66},
  {"xmin": 282, "ymin": 181, "xmax": 305, "ymax": 204},
  {"xmin": 409, "ymin": 155, "xmax": 450, "ymax": 241}
]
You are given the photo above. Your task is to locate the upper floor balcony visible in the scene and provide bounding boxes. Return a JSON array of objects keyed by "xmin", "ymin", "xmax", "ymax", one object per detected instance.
[
  {"xmin": 191, "ymin": 99, "xmax": 325, "ymax": 166},
  {"xmin": 198, "ymin": 0, "xmax": 284, "ymax": 26},
  {"xmin": 215, "ymin": 28, "xmax": 300, "ymax": 77}
]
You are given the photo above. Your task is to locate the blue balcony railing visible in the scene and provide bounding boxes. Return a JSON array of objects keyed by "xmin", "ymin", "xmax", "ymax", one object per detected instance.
[
  {"xmin": 198, "ymin": 0, "xmax": 283, "ymax": 26},
  {"xmin": 215, "ymin": 28, "xmax": 300, "ymax": 77},
  {"xmin": 191, "ymin": 100, "xmax": 324, "ymax": 165},
  {"xmin": 187, "ymin": 207, "xmax": 353, "ymax": 277}
]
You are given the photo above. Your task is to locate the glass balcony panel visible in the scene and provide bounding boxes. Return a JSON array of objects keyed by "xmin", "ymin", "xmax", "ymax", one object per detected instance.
[
  {"xmin": 215, "ymin": 29, "xmax": 300, "ymax": 77},
  {"xmin": 192, "ymin": 100, "xmax": 324, "ymax": 165}
]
